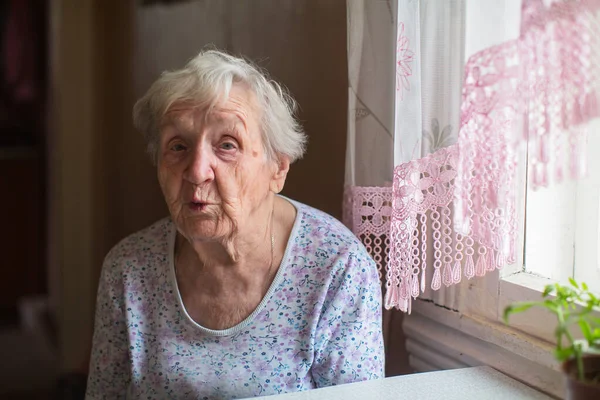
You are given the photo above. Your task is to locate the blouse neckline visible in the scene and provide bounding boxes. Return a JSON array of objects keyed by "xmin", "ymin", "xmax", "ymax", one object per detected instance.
[{"xmin": 168, "ymin": 196, "xmax": 302, "ymax": 336}]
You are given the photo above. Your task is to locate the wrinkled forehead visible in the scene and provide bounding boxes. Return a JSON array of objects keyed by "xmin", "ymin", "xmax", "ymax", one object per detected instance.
[{"xmin": 161, "ymin": 83, "xmax": 262, "ymax": 129}]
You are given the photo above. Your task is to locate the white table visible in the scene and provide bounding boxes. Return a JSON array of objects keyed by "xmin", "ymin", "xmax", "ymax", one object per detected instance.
[{"xmin": 253, "ymin": 367, "xmax": 554, "ymax": 400}]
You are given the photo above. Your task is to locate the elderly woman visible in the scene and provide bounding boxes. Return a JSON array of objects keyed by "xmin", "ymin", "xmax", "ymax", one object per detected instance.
[{"xmin": 85, "ymin": 50, "xmax": 384, "ymax": 399}]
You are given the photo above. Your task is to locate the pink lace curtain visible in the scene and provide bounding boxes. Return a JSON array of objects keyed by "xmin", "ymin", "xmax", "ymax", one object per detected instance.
[{"xmin": 344, "ymin": 0, "xmax": 600, "ymax": 313}]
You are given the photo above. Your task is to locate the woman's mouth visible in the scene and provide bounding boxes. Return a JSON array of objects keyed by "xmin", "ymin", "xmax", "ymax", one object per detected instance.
[{"xmin": 188, "ymin": 202, "xmax": 208, "ymax": 212}]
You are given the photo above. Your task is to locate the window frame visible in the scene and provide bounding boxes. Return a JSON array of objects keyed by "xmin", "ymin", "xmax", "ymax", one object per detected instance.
[
  {"xmin": 407, "ymin": 121, "xmax": 600, "ymax": 398},
  {"xmin": 464, "ymin": 120, "xmax": 600, "ymax": 342},
  {"xmin": 573, "ymin": 120, "xmax": 600, "ymax": 293}
]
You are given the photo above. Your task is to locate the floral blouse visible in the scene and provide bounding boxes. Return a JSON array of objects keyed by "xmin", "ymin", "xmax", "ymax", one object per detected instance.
[{"xmin": 85, "ymin": 199, "xmax": 384, "ymax": 399}]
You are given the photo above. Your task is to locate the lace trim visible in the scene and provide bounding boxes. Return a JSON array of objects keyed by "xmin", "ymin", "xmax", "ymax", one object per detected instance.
[
  {"xmin": 344, "ymin": 0, "xmax": 600, "ymax": 312},
  {"xmin": 344, "ymin": 145, "xmax": 516, "ymax": 312},
  {"xmin": 388, "ymin": 145, "xmax": 515, "ymax": 312},
  {"xmin": 455, "ymin": 0, "xmax": 600, "ymax": 252},
  {"xmin": 345, "ymin": 146, "xmax": 515, "ymax": 312},
  {"xmin": 343, "ymin": 186, "xmax": 392, "ymax": 278}
]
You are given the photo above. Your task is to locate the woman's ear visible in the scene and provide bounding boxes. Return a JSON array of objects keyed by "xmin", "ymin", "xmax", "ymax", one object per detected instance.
[{"xmin": 270, "ymin": 155, "xmax": 291, "ymax": 193}]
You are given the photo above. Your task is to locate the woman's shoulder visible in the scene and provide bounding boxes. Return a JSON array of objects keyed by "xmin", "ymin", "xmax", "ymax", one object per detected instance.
[
  {"xmin": 102, "ymin": 217, "xmax": 174, "ymax": 277},
  {"xmin": 289, "ymin": 198, "xmax": 371, "ymax": 260},
  {"xmin": 285, "ymin": 199, "xmax": 378, "ymax": 292}
]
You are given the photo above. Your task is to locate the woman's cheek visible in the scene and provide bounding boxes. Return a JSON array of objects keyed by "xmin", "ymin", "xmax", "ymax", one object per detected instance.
[
  {"xmin": 158, "ymin": 166, "xmax": 178, "ymax": 200},
  {"xmin": 161, "ymin": 150, "xmax": 185, "ymax": 166}
]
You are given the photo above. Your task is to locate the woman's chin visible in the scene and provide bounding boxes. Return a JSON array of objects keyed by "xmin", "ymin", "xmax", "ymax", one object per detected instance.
[{"xmin": 182, "ymin": 220, "xmax": 227, "ymax": 242}]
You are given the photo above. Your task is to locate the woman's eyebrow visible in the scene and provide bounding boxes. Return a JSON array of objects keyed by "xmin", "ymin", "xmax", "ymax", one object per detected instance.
[
  {"xmin": 160, "ymin": 112, "xmax": 190, "ymax": 130},
  {"xmin": 210, "ymin": 111, "xmax": 246, "ymax": 127}
]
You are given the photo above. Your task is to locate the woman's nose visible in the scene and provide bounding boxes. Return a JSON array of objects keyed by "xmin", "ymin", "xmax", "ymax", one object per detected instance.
[{"xmin": 184, "ymin": 146, "xmax": 215, "ymax": 184}]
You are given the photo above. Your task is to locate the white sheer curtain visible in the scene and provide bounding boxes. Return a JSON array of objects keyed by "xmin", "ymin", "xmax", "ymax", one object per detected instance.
[
  {"xmin": 344, "ymin": 0, "xmax": 396, "ymax": 277},
  {"xmin": 345, "ymin": 0, "xmax": 600, "ymax": 312}
]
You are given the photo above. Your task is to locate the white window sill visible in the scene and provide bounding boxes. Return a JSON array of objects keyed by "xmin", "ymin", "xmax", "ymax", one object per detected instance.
[
  {"xmin": 405, "ymin": 257, "xmax": 600, "ymax": 399},
  {"xmin": 501, "ymin": 271, "xmax": 553, "ymax": 293},
  {"xmin": 498, "ymin": 272, "xmax": 559, "ymax": 343},
  {"xmin": 499, "ymin": 271, "xmax": 600, "ymax": 343},
  {"xmin": 405, "ymin": 298, "xmax": 563, "ymax": 398}
]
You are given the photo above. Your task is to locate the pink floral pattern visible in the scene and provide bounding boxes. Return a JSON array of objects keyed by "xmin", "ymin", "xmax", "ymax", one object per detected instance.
[
  {"xmin": 396, "ymin": 22, "xmax": 414, "ymax": 98},
  {"xmin": 387, "ymin": 145, "xmax": 514, "ymax": 312},
  {"xmin": 86, "ymin": 200, "xmax": 384, "ymax": 399}
]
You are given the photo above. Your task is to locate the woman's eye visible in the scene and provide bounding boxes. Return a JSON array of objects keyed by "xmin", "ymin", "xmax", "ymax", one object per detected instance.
[
  {"xmin": 170, "ymin": 143, "xmax": 187, "ymax": 152},
  {"xmin": 220, "ymin": 142, "xmax": 236, "ymax": 151}
]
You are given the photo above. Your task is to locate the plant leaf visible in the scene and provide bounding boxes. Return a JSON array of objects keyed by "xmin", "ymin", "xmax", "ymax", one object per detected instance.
[
  {"xmin": 554, "ymin": 347, "xmax": 574, "ymax": 362},
  {"xmin": 588, "ymin": 292, "xmax": 598, "ymax": 304},
  {"xmin": 503, "ymin": 302, "xmax": 538, "ymax": 323},
  {"xmin": 579, "ymin": 319, "xmax": 593, "ymax": 342},
  {"xmin": 569, "ymin": 277, "xmax": 579, "ymax": 289},
  {"xmin": 542, "ymin": 285, "xmax": 554, "ymax": 298},
  {"xmin": 543, "ymin": 300, "xmax": 559, "ymax": 313}
]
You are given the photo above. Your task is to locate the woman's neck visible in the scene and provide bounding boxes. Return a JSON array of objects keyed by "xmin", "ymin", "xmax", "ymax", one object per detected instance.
[
  {"xmin": 175, "ymin": 196, "xmax": 279, "ymax": 291},
  {"xmin": 173, "ymin": 196, "xmax": 297, "ymax": 329}
]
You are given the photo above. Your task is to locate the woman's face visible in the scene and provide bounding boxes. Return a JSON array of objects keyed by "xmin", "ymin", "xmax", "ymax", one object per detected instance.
[{"xmin": 157, "ymin": 85, "xmax": 287, "ymax": 244}]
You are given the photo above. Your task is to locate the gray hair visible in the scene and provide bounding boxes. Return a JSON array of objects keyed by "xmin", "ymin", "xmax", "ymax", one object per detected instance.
[{"xmin": 133, "ymin": 49, "xmax": 307, "ymax": 165}]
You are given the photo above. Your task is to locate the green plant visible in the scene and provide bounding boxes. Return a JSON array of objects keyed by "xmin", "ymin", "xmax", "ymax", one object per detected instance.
[{"xmin": 503, "ymin": 278, "xmax": 600, "ymax": 383}]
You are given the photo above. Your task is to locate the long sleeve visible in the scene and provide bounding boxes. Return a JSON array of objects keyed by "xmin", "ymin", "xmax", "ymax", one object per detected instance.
[
  {"xmin": 311, "ymin": 248, "xmax": 385, "ymax": 387},
  {"xmin": 85, "ymin": 251, "xmax": 130, "ymax": 399}
]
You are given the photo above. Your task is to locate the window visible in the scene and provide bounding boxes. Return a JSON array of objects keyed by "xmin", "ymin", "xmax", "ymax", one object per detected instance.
[
  {"xmin": 408, "ymin": 120, "xmax": 600, "ymax": 366},
  {"xmin": 492, "ymin": 119, "xmax": 600, "ymax": 343},
  {"xmin": 573, "ymin": 120, "xmax": 600, "ymax": 293},
  {"xmin": 406, "ymin": 123, "xmax": 600, "ymax": 397},
  {"xmin": 524, "ymin": 119, "xmax": 600, "ymax": 294}
]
